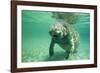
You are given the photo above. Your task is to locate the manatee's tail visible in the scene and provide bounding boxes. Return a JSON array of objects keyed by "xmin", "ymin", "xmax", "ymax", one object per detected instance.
[
  {"xmin": 49, "ymin": 38, "xmax": 55, "ymax": 56},
  {"xmin": 52, "ymin": 12, "xmax": 79, "ymax": 25}
]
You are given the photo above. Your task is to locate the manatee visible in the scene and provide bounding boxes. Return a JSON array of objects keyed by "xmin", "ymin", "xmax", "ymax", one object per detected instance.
[{"xmin": 49, "ymin": 22, "xmax": 80, "ymax": 59}]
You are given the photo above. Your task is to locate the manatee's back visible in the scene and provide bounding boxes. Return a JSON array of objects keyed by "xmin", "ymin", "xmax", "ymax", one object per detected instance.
[{"xmin": 64, "ymin": 24, "xmax": 80, "ymax": 50}]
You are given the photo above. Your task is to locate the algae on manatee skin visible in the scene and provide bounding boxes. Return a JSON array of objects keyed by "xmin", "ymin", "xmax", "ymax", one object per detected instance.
[{"xmin": 52, "ymin": 12, "xmax": 80, "ymax": 25}]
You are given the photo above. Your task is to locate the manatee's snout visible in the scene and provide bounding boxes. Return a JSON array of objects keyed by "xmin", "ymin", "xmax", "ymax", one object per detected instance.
[
  {"xmin": 49, "ymin": 29, "xmax": 66, "ymax": 40},
  {"xmin": 49, "ymin": 31, "xmax": 59, "ymax": 38},
  {"xmin": 49, "ymin": 23, "xmax": 68, "ymax": 39},
  {"xmin": 53, "ymin": 34, "xmax": 58, "ymax": 37}
]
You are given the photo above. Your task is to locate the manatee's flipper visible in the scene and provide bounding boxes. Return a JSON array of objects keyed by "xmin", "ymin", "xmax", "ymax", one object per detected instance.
[
  {"xmin": 65, "ymin": 51, "xmax": 70, "ymax": 59},
  {"xmin": 49, "ymin": 38, "xmax": 55, "ymax": 56}
]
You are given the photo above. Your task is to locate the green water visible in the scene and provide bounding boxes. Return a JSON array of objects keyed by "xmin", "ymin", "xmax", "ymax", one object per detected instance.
[{"xmin": 22, "ymin": 10, "xmax": 90, "ymax": 62}]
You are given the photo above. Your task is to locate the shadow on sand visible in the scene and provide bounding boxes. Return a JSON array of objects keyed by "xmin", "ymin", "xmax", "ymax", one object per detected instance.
[{"xmin": 44, "ymin": 51, "xmax": 67, "ymax": 61}]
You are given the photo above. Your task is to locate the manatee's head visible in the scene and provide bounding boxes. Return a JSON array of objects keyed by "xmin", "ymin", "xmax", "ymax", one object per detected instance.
[{"xmin": 49, "ymin": 23, "xmax": 68, "ymax": 40}]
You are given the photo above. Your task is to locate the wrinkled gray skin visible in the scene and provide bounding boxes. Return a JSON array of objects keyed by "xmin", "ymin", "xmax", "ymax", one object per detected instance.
[{"xmin": 49, "ymin": 22, "xmax": 80, "ymax": 59}]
